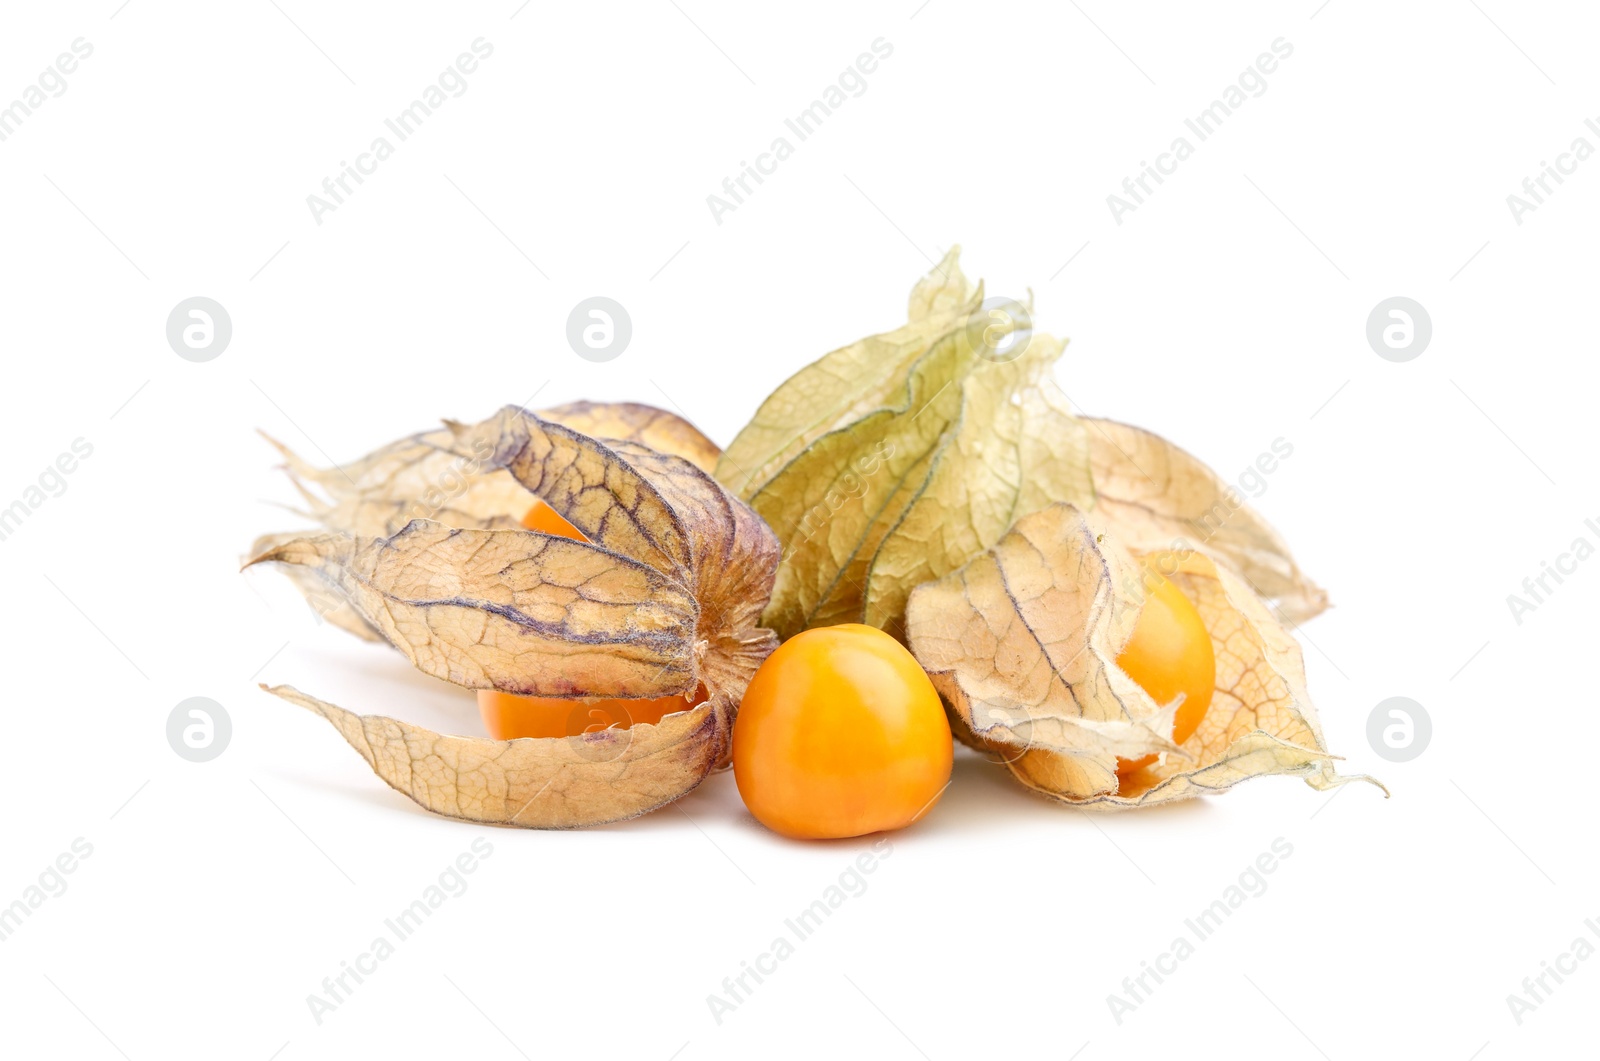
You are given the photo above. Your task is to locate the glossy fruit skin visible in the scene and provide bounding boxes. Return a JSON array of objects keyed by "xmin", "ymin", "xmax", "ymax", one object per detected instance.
[
  {"xmin": 475, "ymin": 498, "xmax": 701, "ymax": 741},
  {"xmin": 1115, "ymin": 566, "xmax": 1216, "ymax": 778},
  {"xmin": 733, "ymin": 624, "xmax": 952, "ymax": 840},
  {"xmin": 477, "ymin": 687, "xmax": 703, "ymax": 740},
  {"xmin": 521, "ymin": 497, "xmax": 585, "ymax": 539}
]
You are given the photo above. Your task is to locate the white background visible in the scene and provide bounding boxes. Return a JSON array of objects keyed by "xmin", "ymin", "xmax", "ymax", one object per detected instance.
[{"xmin": 1, "ymin": 1, "xmax": 1593, "ymax": 1058}]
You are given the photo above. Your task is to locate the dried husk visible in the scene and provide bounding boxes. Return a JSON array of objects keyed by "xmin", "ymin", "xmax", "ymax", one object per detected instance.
[
  {"xmin": 247, "ymin": 406, "xmax": 779, "ymax": 828},
  {"xmin": 1081, "ymin": 417, "xmax": 1328, "ymax": 624},
  {"xmin": 715, "ymin": 250, "xmax": 1358, "ymax": 809},
  {"xmin": 905, "ymin": 503, "xmax": 1383, "ymax": 807},
  {"xmin": 263, "ymin": 684, "xmax": 730, "ymax": 830},
  {"xmin": 263, "ymin": 400, "xmax": 721, "ymax": 541},
  {"xmin": 715, "ymin": 250, "xmax": 1324, "ymax": 644},
  {"xmin": 716, "ymin": 248, "xmax": 1094, "ymax": 640},
  {"xmin": 540, "ymin": 400, "xmax": 721, "ymax": 475}
]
